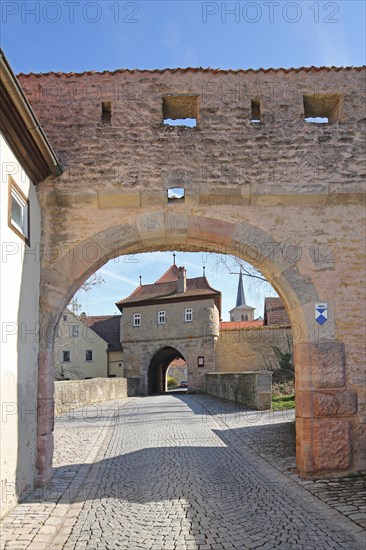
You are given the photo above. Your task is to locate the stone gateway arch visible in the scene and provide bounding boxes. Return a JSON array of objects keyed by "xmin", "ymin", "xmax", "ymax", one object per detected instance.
[{"xmin": 17, "ymin": 66, "xmax": 365, "ymax": 486}]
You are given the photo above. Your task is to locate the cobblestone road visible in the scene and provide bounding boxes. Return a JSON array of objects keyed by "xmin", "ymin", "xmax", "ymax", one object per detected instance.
[{"xmin": 1, "ymin": 394, "xmax": 365, "ymax": 550}]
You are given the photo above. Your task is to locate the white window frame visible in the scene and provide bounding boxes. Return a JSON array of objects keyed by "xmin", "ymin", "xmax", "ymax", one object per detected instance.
[
  {"xmin": 8, "ymin": 177, "xmax": 30, "ymax": 245},
  {"xmin": 71, "ymin": 325, "xmax": 79, "ymax": 337},
  {"xmin": 157, "ymin": 311, "xmax": 166, "ymax": 325},
  {"xmin": 185, "ymin": 308, "xmax": 193, "ymax": 322},
  {"xmin": 85, "ymin": 350, "xmax": 93, "ymax": 362},
  {"xmin": 133, "ymin": 313, "xmax": 141, "ymax": 327},
  {"xmin": 62, "ymin": 350, "xmax": 71, "ymax": 363}
]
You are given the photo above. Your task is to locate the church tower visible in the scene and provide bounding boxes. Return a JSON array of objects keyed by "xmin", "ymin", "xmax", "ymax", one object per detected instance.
[{"xmin": 229, "ymin": 270, "xmax": 255, "ymax": 322}]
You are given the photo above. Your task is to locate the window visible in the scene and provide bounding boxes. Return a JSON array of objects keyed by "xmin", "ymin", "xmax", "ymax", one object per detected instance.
[
  {"xmin": 133, "ymin": 313, "xmax": 141, "ymax": 327},
  {"xmin": 185, "ymin": 308, "xmax": 193, "ymax": 322},
  {"xmin": 85, "ymin": 350, "xmax": 93, "ymax": 362},
  {"xmin": 245, "ymin": 315, "xmax": 249, "ymax": 321},
  {"xmin": 163, "ymin": 95, "xmax": 198, "ymax": 127},
  {"xmin": 197, "ymin": 356, "xmax": 205, "ymax": 367},
  {"xmin": 63, "ymin": 314, "xmax": 67, "ymax": 321},
  {"xmin": 158, "ymin": 311, "xmax": 166, "ymax": 324},
  {"xmin": 71, "ymin": 325, "xmax": 79, "ymax": 337},
  {"xmin": 303, "ymin": 93, "xmax": 343, "ymax": 123},
  {"xmin": 62, "ymin": 351, "xmax": 71, "ymax": 362},
  {"xmin": 241, "ymin": 315, "xmax": 245, "ymax": 321},
  {"xmin": 101, "ymin": 102, "xmax": 111, "ymax": 124},
  {"xmin": 8, "ymin": 178, "xmax": 30, "ymax": 245},
  {"xmin": 250, "ymin": 99, "xmax": 261, "ymax": 123}
]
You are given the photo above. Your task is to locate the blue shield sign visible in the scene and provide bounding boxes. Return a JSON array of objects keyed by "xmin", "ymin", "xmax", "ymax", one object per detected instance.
[{"xmin": 315, "ymin": 303, "xmax": 328, "ymax": 325}]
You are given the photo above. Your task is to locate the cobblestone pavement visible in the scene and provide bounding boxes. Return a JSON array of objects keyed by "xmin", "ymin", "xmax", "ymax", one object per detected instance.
[
  {"xmin": 1, "ymin": 394, "xmax": 365, "ymax": 550},
  {"xmin": 193, "ymin": 395, "xmax": 366, "ymax": 531}
]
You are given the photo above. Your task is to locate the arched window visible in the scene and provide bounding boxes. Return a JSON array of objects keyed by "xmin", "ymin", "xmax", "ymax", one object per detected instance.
[
  {"xmin": 245, "ymin": 315, "xmax": 249, "ymax": 321},
  {"xmin": 241, "ymin": 315, "xmax": 245, "ymax": 321}
]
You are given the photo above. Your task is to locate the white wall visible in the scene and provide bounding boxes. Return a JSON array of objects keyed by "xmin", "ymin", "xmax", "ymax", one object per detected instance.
[{"xmin": 0, "ymin": 134, "xmax": 41, "ymax": 517}]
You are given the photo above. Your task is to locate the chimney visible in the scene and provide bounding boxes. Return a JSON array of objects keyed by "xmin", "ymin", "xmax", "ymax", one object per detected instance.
[{"xmin": 177, "ymin": 267, "xmax": 186, "ymax": 293}]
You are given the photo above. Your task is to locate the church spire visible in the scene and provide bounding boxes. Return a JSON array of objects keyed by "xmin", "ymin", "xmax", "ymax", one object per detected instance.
[{"xmin": 235, "ymin": 269, "xmax": 246, "ymax": 307}]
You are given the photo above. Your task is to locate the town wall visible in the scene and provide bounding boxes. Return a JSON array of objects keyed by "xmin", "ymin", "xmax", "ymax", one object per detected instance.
[
  {"xmin": 215, "ymin": 326, "xmax": 292, "ymax": 373},
  {"xmin": 16, "ymin": 67, "xmax": 365, "ymax": 480}
]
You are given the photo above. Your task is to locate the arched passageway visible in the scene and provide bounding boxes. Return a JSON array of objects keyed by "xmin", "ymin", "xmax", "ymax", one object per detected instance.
[
  {"xmin": 148, "ymin": 347, "xmax": 185, "ymax": 395},
  {"xmin": 36, "ymin": 213, "xmax": 357, "ymax": 485}
]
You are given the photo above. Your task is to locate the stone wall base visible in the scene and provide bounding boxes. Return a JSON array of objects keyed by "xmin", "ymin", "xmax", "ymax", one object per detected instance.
[
  {"xmin": 205, "ymin": 371, "xmax": 272, "ymax": 410},
  {"xmin": 54, "ymin": 378, "xmax": 128, "ymax": 415}
]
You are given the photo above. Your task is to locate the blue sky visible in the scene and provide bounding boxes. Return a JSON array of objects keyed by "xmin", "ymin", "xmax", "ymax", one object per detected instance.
[
  {"xmin": 1, "ymin": 1, "xmax": 364, "ymax": 318},
  {"xmin": 76, "ymin": 251, "xmax": 276, "ymax": 320},
  {"xmin": 1, "ymin": 1, "xmax": 364, "ymax": 73}
]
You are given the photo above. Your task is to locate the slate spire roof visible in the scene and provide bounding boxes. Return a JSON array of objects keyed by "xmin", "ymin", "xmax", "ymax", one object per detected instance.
[{"xmin": 236, "ymin": 269, "xmax": 246, "ymax": 307}]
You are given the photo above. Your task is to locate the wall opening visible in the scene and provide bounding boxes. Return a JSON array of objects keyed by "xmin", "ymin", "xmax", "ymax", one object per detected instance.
[
  {"xmin": 303, "ymin": 93, "xmax": 343, "ymax": 123},
  {"xmin": 166, "ymin": 358, "xmax": 188, "ymax": 391},
  {"xmin": 163, "ymin": 95, "xmax": 198, "ymax": 127},
  {"xmin": 250, "ymin": 99, "xmax": 261, "ymax": 123},
  {"xmin": 167, "ymin": 187, "xmax": 185, "ymax": 202},
  {"xmin": 101, "ymin": 102, "xmax": 112, "ymax": 125},
  {"xmin": 148, "ymin": 347, "xmax": 186, "ymax": 395}
]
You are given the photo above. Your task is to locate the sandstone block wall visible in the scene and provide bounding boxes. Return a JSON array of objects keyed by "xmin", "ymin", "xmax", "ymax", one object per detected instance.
[
  {"xmin": 121, "ymin": 299, "xmax": 219, "ymax": 343},
  {"xmin": 16, "ymin": 67, "xmax": 365, "ymax": 479},
  {"xmin": 123, "ymin": 335, "xmax": 216, "ymax": 395},
  {"xmin": 215, "ymin": 326, "xmax": 292, "ymax": 373},
  {"xmin": 205, "ymin": 371, "xmax": 272, "ymax": 410},
  {"xmin": 54, "ymin": 377, "xmax": 128, "ymax": 415}
]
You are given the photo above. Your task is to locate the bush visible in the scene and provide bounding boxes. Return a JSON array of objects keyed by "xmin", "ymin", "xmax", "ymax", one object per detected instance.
[{"xmin": 167, "ymin": 376, "xmax": 177, "ymax": 388}]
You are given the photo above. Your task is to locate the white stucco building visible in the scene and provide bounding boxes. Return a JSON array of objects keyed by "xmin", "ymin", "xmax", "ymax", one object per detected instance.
[
  {"xmin": 54, "ymin": 310, "xmax": 123, "ymax": 380},
  {"xmin": 0, "ymin": 49, "xmax": 61, "ymax": 517}
]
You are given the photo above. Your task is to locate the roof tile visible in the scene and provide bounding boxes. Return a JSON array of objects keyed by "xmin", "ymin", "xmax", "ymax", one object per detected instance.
[
  {"xmin": 80, "ymin": 315, "xmax": 122, "ymax": 350},
  {"xmin": 17, "ymin": 66, "xmax": 365, "ymax": 79},
  {"xmin": 220, "ymin": 320, "xmax": 264, "ymax": 330}
]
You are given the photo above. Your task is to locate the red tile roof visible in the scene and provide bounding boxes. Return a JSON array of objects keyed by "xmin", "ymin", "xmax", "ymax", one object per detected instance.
[
  {"xmin": 155, "ymin": 264, "xmax": 180, "ymax": 283},
  {"xmin": 80, "ymin": 315, "xmax": 122, "ymax": 351},
  {"xmin": 169, "ymin": 358, "xmax": 187, "ymax": 367},
  {"xmin": 220, "ymin": 320, "xmax": 264, "ymax": 330},
  {"xmin": 18, "ymin": 66, "xmax": 365, "ymax": 79},
  {"xmin": 116, "ymin": 264, "xmax": 221, "ymax": 314},
  {"xmin": 263, "ymin": 298, "xmax": 290, "ymax": 326}
]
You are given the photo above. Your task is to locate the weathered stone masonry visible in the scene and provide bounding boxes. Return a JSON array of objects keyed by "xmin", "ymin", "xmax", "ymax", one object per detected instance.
[{"xmin": 17, "ymin": 66, "xmax": 365, "ymax": 484}]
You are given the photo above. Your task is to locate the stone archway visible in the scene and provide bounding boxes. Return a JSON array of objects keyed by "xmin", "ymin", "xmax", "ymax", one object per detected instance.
[
  {"xmin": 36, "ymin": 212, "xmax": 355, "ymax": 486},
  {"xmin": 18, "ymin": 66, "xmax": 364, "ymax": 491},
  {"xmin": 147, "ymin": 347, "xmax": 185, "ymax": 395}
]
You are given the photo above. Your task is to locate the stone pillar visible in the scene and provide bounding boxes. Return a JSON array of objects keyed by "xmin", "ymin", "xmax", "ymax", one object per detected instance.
[
  {"xmin": 295, "ymin": 341, "xmax": 356, "ymax": 476},
  {"xmin": 36, "ymin": 348, "xmax": 55, "ymax": 486}
]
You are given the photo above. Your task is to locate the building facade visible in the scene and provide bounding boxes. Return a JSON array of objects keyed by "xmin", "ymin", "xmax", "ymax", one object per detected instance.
[
  {"xmin": 54, "ymin": 311, "xmax": 123, "ymax": 380},
  {"xmin": 0, "ymin": 50, "xmax": 60, "ymax": 517},
  {"xmin": 116, "ymin": 263, "xmax": 221, "ymax": 395}
]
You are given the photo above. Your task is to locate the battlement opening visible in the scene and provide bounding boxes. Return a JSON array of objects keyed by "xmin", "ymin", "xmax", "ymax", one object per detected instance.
[
  {"xmin": 101, "ymin": 102, "xmax": 112, "ymax": 125},
  {"xmin": 163, "ymin": 95, "xmax": 198, "ymax": 127},
  {"xmin": 251, "ymin": 99, "xmax": 261, "ymax": 123},
  {"xmin": 303, "ymin": 93, "xmax": 343, "ymax": 123},
  {"xmin": 167, "ymin": 188, "xmax": 185, "ymax": 202}
]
